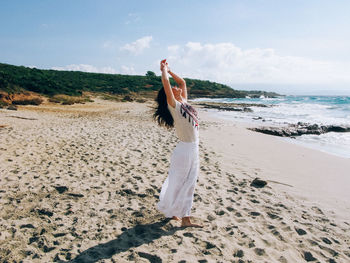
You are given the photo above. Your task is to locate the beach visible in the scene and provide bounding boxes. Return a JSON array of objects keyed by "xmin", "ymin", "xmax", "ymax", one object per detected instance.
[{"xmin": 1, "ymin": 98, "xmax": 349, "ymax": 262}]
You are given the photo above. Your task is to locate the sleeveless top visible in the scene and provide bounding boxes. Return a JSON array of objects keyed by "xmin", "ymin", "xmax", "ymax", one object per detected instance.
[{"xmin": 168, "ymin": 100, "xmax": 199, "ymax": 143}]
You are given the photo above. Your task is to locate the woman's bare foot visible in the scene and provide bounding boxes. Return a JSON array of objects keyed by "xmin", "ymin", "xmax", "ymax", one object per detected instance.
[
  {"xmin": 172, "ymin": 216, "xmax": 181, "ymax": 221},
  {"xmin": 181, "ymin": 216, "xmax": 203, "ymax": 228}
]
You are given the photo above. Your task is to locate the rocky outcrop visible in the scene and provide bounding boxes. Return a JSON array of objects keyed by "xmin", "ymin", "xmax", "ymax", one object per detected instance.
[
  {"xmin": 249, "ymin": 122, "xmax": 350, "ymax": 137},
  {"xmin": 196, "ymin": 102, "xmax": 271, "ymax": 112}
]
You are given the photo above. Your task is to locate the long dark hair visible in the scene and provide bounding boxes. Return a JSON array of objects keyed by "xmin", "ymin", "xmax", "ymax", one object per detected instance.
[{"xmin": 153, "ymin": 87, "xmax": 174, "ymax": 128}]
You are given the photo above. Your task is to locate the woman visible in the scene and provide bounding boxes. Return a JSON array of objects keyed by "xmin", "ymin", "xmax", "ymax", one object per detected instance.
[{"xmin": 154, "ymin": 59, "xmax": 202, "ymax": 228}]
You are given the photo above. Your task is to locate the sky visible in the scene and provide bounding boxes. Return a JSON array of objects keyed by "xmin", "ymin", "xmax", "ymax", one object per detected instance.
[{"xmin": 1, "ymin": 0, "xmax": 350, "ymax": 95}]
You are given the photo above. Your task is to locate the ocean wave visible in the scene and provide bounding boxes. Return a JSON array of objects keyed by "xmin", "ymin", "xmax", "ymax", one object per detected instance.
[{"xmin": 202, "ymin": 95, "xmax": 350, "ymax": 158}]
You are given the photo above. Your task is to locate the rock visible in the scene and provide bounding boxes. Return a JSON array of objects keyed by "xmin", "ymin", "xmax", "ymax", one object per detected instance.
[
  {"xmin": 327, "ymin": 125, "xmax": 350, "ymax": 132},
  {"xmin": 7, "ymin": 105, "xmax": 17, "ymax": 110},
  {"xmin": 250, "ymin": 178, "xmax": 267, "ymax": 188},
  {"xmin": 249, "ymin": 123, "xmax": 350, "ymax": 137},
  {"xmin": 197, "ymin": 102, "xmax": 271, "ymax": 110}
]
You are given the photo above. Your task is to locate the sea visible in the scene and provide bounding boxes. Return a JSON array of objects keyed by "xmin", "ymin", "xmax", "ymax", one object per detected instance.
[{"xmin": 194, "ymin": 96, "xmax": 350, "ymax": 158}]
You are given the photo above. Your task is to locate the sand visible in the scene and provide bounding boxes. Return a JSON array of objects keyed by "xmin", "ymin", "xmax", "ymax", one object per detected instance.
[{"xmin": 0, "ymin": 98, "xmax": 349, "ymax": 263}]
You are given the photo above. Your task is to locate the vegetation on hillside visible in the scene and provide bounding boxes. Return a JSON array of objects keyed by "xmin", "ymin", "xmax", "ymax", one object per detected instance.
[{"xmin": 0, "ymin": 63, "xmax": 281, "ymax": 99}]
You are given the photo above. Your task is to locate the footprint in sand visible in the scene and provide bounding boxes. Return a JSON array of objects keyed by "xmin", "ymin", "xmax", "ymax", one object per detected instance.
[
  {"xmin": 254, "ymin": 248, "xmax": 265, "ymax": 256},
  {"xmin": 303, "ymin": 251, "xmax": 317, "ymax": 262},
  {"xmin": 138, "ymin": 252, "xmax": 162, "ymax": 263},
  {"xmin": 233, "ymin": 249, "xmax": 244, "ymax": 258},
  {"xmin": 215, "ymin": 210, "xmax": 225, "ymax": 216},
  {"xmin": 295, "ymin": 227, "xmax": 307, "ymax": 236},
  {"xmin": 249, "ymin": 211, "xmax": 261, "ymax": 217},
  {"xmin": 310, "ymin": 206, "xmax": 324, "ymax": 215},
  {"xmin": 266, "ymin": 212, "xmax": 282, "ymax": 220}
]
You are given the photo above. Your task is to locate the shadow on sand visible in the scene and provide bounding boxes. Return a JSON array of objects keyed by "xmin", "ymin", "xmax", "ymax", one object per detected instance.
[{"xmin": 65, "ymin": 218, "xmax": 181, "ymax": 263}]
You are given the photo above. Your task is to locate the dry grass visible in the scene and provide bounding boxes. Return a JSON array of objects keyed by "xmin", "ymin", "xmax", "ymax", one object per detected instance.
[
  {"xmin": 99, "ymin": 93, "xmax": 149, "ymax": 103},
  {"xmin": 12, "ymin": 97, "xmax": 43, "ymax": 105},
  {"xmin": 98, "ymin": 93, "xmax": 123, "ymax": 102},
  {"xmin": 48, "ymin": 94, "xmax": 94, "ymax": 105},
  {"xmin": 0, "ymin": 92, "xmax": 44, "ymax": 106},
  {"xmin": 0, "ymin": 100, "xmax": 9, "ymax": 108}
]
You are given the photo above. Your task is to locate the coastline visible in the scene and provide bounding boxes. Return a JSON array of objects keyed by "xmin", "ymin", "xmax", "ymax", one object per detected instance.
[
  {"xmin": 199, "ymin": 108, "xmax": 350, "ymax": 221},
  {"xmin": 0, "ymin": 99, "xmax": 349, "ymax": 262},
  {"xmin": 194, "ymin": 96, "xmax": 350, "ymax": 159}
]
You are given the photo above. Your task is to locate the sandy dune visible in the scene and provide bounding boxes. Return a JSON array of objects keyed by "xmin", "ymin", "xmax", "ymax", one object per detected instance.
[{"xmin": 0, "ymin": 99, "xmax": 349, "ymax": 262}]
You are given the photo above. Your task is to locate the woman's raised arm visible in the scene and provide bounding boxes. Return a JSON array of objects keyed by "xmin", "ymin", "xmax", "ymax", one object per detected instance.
[
  {"xmin": 161, "ymin": 61, "xmax": 176, "ymax": 108},
  {"xmin": 168, "ymin": 69, "xmax": 187, "ymax": 101}
]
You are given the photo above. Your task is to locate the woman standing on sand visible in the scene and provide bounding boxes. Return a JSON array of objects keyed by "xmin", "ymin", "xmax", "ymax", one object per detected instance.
[{"xmin": 154, "ymin": 59, "xmax": 202, "ymax": 228}]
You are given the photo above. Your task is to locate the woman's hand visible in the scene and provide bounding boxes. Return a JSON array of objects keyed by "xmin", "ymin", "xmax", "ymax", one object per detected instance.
[
  {"xmin": 160, "ymin": 59, "xmax": 166, "ymax": 71},
  {"xmin": 160, "ymin": 59, "xmax": 169, "ymax": 73}
]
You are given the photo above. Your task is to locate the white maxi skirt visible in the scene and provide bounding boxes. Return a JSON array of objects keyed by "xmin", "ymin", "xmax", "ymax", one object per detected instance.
[{"xmin": 157, "ymin": 140, "xmax": 199, "ymax": 218}]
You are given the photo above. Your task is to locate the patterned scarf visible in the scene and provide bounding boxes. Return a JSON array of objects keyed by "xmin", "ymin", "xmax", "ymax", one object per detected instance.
[{"xmin": 180, "ymin": 103, "xmax": 199, "ymax": 130}]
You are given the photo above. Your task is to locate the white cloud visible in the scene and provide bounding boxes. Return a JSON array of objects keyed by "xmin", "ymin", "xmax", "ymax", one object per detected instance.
[
  {"xmin": 52, "ymin": 64, "xmax": 142, "ymax": 76},
  {"xmin": 121, "ymin": 36, "xmax": 152, "ymax": 55},
  {"xmin": 52, "ymin": 64, "xmax": 118, "ymax": 74},
  {"xmin": 120, "ymin": 65, "xmax": 136, "ymax": 75},
  {"xmin": 166, "ymin": 42, "xmax": 350, "ymax": 85}
]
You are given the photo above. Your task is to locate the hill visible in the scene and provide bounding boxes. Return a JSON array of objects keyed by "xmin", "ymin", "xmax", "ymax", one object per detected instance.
[{"xmin": 0, "ymin": 62, "xmax": 280, "ymax": 99}]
